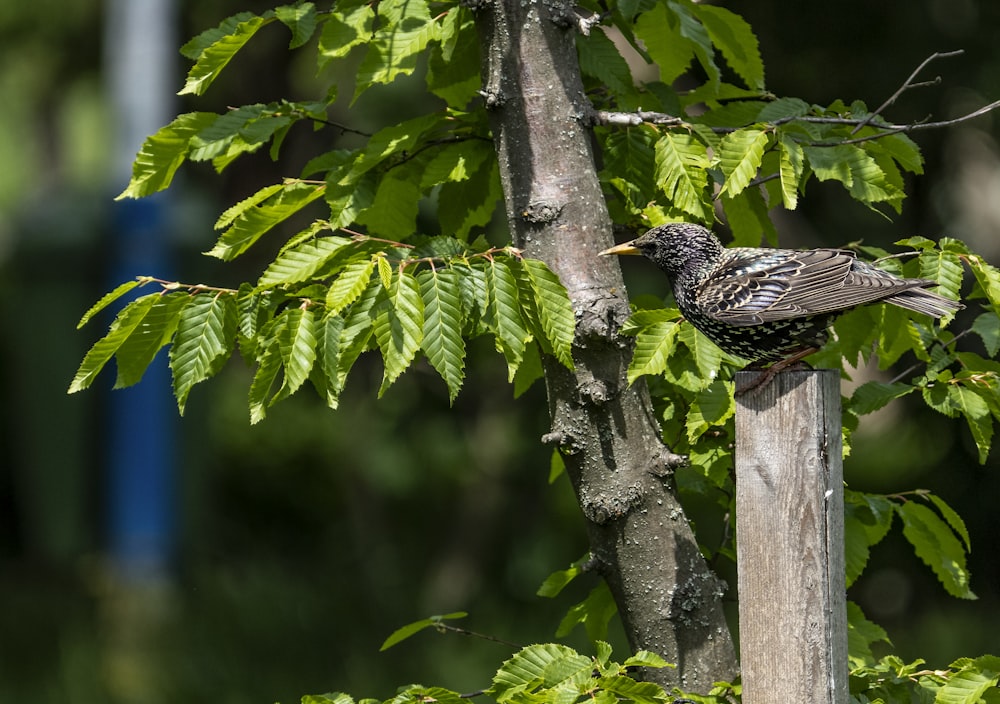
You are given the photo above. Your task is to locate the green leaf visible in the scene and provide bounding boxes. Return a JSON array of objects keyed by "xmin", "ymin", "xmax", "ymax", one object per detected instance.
[
  {"xmin": 635, "ymin": 4, "xmax": 692, "ymax": 85},
  {"xmin": 69, "ymin": 294, "xmax": 160, "ymax": 393},
  {"xmin": 258, "ymin": 236, "xmax": 351, "ymax": 287},
  {"xmin": 553, "ymin": 581, "xmax": 618, "ymax": 643},
  {"xmin": 249, "ymin": 317, "xmax": 287, "ymax": 424},
  {"xmin": 485, "ymin": 258, "xmax": 530, "ymax": 381},
  {"xmin": 426, "ymin": 11, "xmax": 480, "ymax": 108},
  {"xmin": 113, "ymin": 293, "xmax": 189, "ymax": 388},
  {"xmin": 180, "ymin": 15, "xmax": 268, "ymax": 96},
  {"xmin": 353, "ymin": 0, "xmax": 439, "ymax": 101},
  {"xmin": 624, "ymin": 309, "xmax": 681, "ymax": 384},
  {"xmin": 690, "ymin": 4, "xmax": 764, "ymax": 90},
  {"xmin": 897, "ymin": 501, "xmax": 976, "ymax": 599},
  {"xmin": 600, "ymin": 126, "xmax": 658, "ymax": 210},
  {"xmin": 274, "ymin": 2, "xmax": 317, "ymax": 49},
  {"xmin": 918, "ymin": 248, "xmax": 964, "ymax": 303},
  {"xmin": 847, "ymin": 600, "xmax": 890, "ymax": 665},
  {"xmin": 597, "ymin": 675, "xmax": 668, "ymax": 704},
  {"xmin": 418, "ymin": 268, "xmax": 466, "ymax": 402},
  {"xmin": 379, "ymin": 612, "xmax": 468, "ymax": 651},
  {"xmin": 686, "ymin": 380, "xmax": 735, "ymax": 443},
  {"xmin": 654, "ymin": 132, "xmax": 709, "ymax": 220},
  {"xmin": 116, "ymin": 112, "xmax": 218, "ymax": 199},
  {"xmin": 778, "ymin": 133, "xmax": 804, "ymax": 209},
  {"xmin": 273, "ymin": 307, "xmax": 318, "ymax": 401},
  {"xmin": 326, "ymin": 257, "xmax": 378, "ymax": 315},
  {"xmin": 972, "ymin": 312, "xmax": 1000, "ymax": 356},
  {"xmin": 208, "ymin": 181, "xmax": 326, "ymax": 260},
  {"xmin": 490, "ymin": 644, "xmax": 592, "ymax": 701},
  {"xmin": 577, "ymin": 28, "xmax": 633, "ymax": 96},
  {"xmin": 169, "ymin": 293, "xmax": 238, "ymax": 414},
  {"xmin": 934, "ymin": 656, "xmax": 1000, "ymax": 704},
  {"xmin": 717, "ymin": 128, "xmax": 768, "ymax": 197},
  {"xmin": 317, "ymin": 312, "xmax": 345, "ymax": 409},
  {"xmin": 536, "ymin": 558, "xmax": 586, "ymax": 598},
  {"xmin": 317, "ymin": 3, "xmax": 372, "ymax": 68},
  {"xmin": 849, "ymin": 381, "xmax": 914, "ymax": 415},
  {"xmin": 438, "ymin": 158, "xmax": 502, "ymax": 238},
  {"xmin": 519, "ymin": 258, "xmax": 575, "ymax": 370},
  {"xmin": 76, "ymin": 279, "xmax": 146, "ymax": 328},
  {"xmin": 621, "ymin": 651, "xmax": 672, "ymax": 670},
  {"xmin": 951, "ymin": 383, "xmax": 993, "ymax": 463},
  {"xmin": 335, "ymin": 282, "xmax": 380, "ymax": 391},
  {"xmin": 925, "ymin": 494, "xmax": 972, "ymax": 553},
  {"xmin": 668, "ymin": 0, "xmax": 719, "ymax": 88},
  {"xmin": 356, "ymin": 173, "xmax": 421, "ymax": 238},
  {"xmin": 373, "ymin": 270, "xmax": 424, "ymax": 396}
]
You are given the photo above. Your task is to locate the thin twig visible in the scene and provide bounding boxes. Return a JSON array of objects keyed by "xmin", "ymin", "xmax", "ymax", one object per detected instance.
[
  {"xmin": 887, "ymin": 327, "xmax": 974, "ymax": 384},
  {"xmin": 851, "ymin": 50, "xmax": 965, "ymax": 135}
]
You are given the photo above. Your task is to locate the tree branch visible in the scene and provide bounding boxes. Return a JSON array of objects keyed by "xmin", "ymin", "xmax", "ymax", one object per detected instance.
[{"xmin": 851, "ymin": 50, "xmax": 965, "ymax": 135}]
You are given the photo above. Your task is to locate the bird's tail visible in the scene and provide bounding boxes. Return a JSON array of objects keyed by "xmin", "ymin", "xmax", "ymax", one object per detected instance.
[{"xmin": 885, "ymin": 285, "xmax": 963, "ymax": 319}]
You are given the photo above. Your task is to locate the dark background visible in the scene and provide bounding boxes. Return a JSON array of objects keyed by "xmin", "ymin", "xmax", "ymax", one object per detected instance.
[{"xmin": 1, "ymin": 1, "xmax": 997, "ymax": 702}]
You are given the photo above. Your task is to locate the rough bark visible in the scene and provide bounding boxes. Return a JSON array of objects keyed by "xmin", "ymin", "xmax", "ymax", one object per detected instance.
[{"xmin": 471, "ymin": 0, "xmax": 738, "ymax": 690}]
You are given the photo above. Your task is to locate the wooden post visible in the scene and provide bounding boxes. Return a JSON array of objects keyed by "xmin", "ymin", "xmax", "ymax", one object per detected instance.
[{"xmin": 734, "ymin": 370, "xmax": 847, "ymax": 704}]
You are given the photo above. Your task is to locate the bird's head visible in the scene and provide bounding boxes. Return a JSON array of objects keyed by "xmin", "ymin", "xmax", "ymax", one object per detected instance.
[{"xmin": 599, "ymin": 223, "xmax": 723, "ymax": 281}]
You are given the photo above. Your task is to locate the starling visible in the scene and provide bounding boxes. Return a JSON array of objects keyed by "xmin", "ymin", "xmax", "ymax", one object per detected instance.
[{"xmin": 600, "ymin": 222, "xmax": 962, "ymax": 376}]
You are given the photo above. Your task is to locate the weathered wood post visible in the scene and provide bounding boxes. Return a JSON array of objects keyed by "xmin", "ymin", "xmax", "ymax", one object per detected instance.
[{"xmin": 734, "ymin": 369, "xmax": 847, "ymax": 703}]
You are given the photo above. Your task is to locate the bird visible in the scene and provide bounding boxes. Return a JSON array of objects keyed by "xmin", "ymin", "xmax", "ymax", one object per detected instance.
[{"xmin": 600, "ymin": 222, "xmax": 963, "ymax": 388}]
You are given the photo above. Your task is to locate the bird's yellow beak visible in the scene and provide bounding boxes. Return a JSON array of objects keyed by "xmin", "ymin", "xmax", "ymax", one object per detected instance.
[{"xmin": 599, "ymin": 242, "xmax": 640, "ymax": 256}]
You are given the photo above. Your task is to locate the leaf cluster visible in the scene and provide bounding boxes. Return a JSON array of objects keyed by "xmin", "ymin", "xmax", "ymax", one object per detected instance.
[{"xmin": 70, "ymin": 239, "xmax": 574, "ymax": 420}]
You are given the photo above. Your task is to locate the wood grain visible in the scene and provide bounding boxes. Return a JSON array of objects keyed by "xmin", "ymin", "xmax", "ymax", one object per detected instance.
[{"xmin": 735, "ymin": 370, "xmax": 847, "ymax": 703}]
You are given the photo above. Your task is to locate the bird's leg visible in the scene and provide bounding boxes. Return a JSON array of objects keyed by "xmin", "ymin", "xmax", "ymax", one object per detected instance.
[{"xmin": 735, "ymin": 347, "xmax": 819, "ymax": 396}]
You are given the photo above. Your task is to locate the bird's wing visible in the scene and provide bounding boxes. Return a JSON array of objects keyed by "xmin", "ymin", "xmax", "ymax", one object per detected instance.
[{"xmin": 699, "ymin": 248, "xmax": 926, "ymax": 326}]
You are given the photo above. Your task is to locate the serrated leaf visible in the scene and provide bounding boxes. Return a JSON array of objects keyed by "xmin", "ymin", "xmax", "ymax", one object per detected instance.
[
  {"xmin": 379, "ymin": 612, "xmax": 467, "ymax": 651},
  {"xmin": 717, "ymin": 128, "xmax": 768, "ymax": 197},
  {"xmin": 690, "ymin": 3, "xmax": 764, "ymax": 90},
  {"xmin": 897, "ymin": 501, "xmax": 976, "ymax": 599},
  {"xmin": 418, "ymin": 268, "xmax": 466, "ymax": 403},
  {"xmin": 273, "ymin": 307, "xmax": 318, "ymax": 402},
  {"xmin": 668, "ymin": 0, "xmax": 719, "ymax": 87},
  {"xmin": 356, "ymin": 173, "xmax": 421, "ymax": 238},
  {"xmin": 686, "ymin": 380, "xmax": 735, "ymax": 443},
  {"xmin": 520, "ymin": 258, "xmax": 575, "ymax": 370},
  {"xmin": 577, "ymin": 28, "xmax": 633, "ymax": 96},
  {"xmin": 335, "ymin": 282, "xmax": 380, "ymax": 390},
  {"xmin": 485, "ymin": 258, "xmax": 529, "ymax": 381},
  {"xmin": 116, "ymin": 112, "xmax": 218, "ymax": 199},
  {"xmin": 169, "ymin": 294, "xmax": 237, "ymax": 414},
  {"xmin": 934, "ymin": 657, "xmax": 1000, "ymax": 704},
  {"xmin": 353, "ymin": 0, "xmax": 439, "ymax": 101},
  {"xmin": 426, "ymin": 12, "xmax": 481, "ymax": 108},
  {"xmin": 215, "ymin": 183, "xmax": 285, "ymax": 230},
  {"xmin": 373, "ymin": 270, "xmax": 424, "ymax": 396},
  {"xmin": 318, "ymin": 312, "xmax": 345, "ymax": 409},
  {"xmin": 274, "ymin": 2, "xmax": 317, "ymax": 48},
  {"xmin": 925, "ymin": 494, "xmax": 972, "ymax": 553},
  {"xmin": 621, "ymin": 651, "xmax": 671, "ymax": 670},
  {"xmin": 376, "ymin": 254, "xmax": 393, "ymax": 291},
  {"xmin": 249, "ymin": 329, "xmax": 284, "ymax": 424},
  {"xmin": 951, "ymin": 383, "xmax": 993, "ymax": 463},
  {"xmin": 849, "ymin": 381, "xmax": 914, "ymax": 415},
  {"xmin": 326, "ymin": 257, "xmax": 378, "ymax": 315},
  {"xmin": 554, "ymin": 582, "xmax": 617, "ymax": 642},
  {"xmin": 179, "ymin": 15, "xmax": 268, "ymax": 96},
  {"xmin": 972, "ymin": 312, "xmax": 1000, "ymax": 357},
  {"xmin": 258, "ymin": 237, "xmax": 351, "ymax": 287},
  {"xmin": 634, "ymin": 4, "xmax": 691, "ymax": 85},
  {"xmin": 601, "ymin": 127, "xmax": 657, "ymax": 209},
  {"xmin": 76, "ymin": 279, "xmax": 146, "ymax": 328},
  {"xmin": 317, "ymin": 3, "xmax": 372, "ymax": 68},
  {"xmin": 847, "ymin": 601, "xmax": 890, "ymax": 664},
  {"xmin": 490, "ymin": 644, "xmax": 591, "ymax": 702},
  {"xmin": 536, "ymin": 561, "xmax": 584, "ymax": 598},
  {"xmin": 69, "ymin": 294, "xmax": 160, "ymax": 393},
  {"xmin": 654, "ymin": 132, "xmax": 709, "ymax": 220},
  {"xmin": 208, "ymin": 181, "xmax": 326, "ymax": 260},
  {"xmin": 627, "ymin": 317, "xmax": 680, "ymax": 384},
  {"xmin": 918, "ymin": 248, "xmax": 964, "ymax": 302},
  {"xmin": 113, "ymin": 292, "xmax": 189, "ymax": 388},
  {"xmin": 778, "ymin": 133, "xmax": 803, "ymax": 209}
]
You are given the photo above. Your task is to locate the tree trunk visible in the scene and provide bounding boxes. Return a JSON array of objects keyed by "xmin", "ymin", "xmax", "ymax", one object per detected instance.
[{"xmin": 472, "ymin": 0, "xmax": 738, "ymax": 691}]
